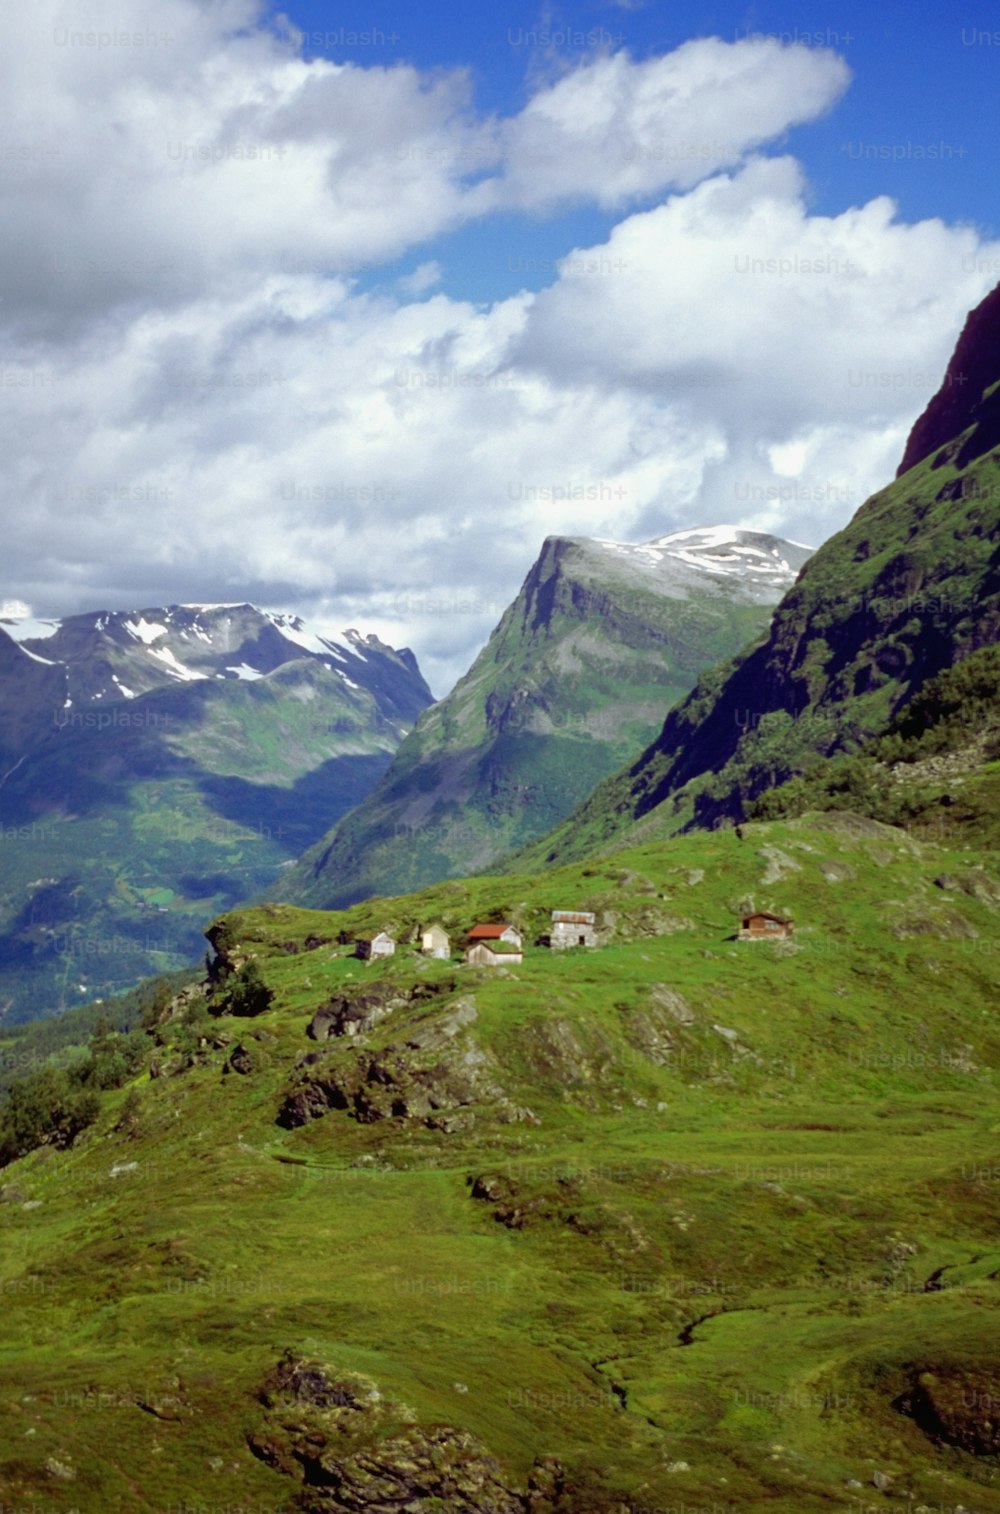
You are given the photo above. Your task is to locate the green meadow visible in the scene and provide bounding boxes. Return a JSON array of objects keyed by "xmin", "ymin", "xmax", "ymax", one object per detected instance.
[{"xmin": 1, "ymin": 808, "xmax": 999, "ymax": 1510}]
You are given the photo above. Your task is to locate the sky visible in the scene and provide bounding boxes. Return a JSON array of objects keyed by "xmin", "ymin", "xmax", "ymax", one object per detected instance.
[{"xmin": 2, "ymin": 1, "xmax": 1000, "ymax": 695}]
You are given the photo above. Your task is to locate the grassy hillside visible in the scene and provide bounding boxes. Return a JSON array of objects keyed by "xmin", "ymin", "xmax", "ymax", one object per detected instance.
[{"xmin": 2, "ymin": 811, "xmax": 1000, "ymax": 1510}]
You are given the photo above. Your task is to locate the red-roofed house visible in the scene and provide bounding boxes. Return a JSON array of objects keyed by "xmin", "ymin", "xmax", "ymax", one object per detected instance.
[{"xmin": 466, "ymin": 923, "xmax": 522, "ymax": 950}]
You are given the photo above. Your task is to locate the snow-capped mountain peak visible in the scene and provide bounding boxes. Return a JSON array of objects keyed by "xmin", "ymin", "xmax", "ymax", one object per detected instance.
[
  {"xmin": 588, "ymin": 526, "xmax": 812, "ymax": 600},
  {"xmin": 0, "ymin": 603, "xmax": 429, "ymax": 712}
]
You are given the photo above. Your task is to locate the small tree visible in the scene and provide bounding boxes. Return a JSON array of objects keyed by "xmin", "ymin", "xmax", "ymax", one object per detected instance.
[
  {"xmin": 227, "ymin": 961, "xmax": 274, "ymax": 1018},
  {"xmin": 115, "ymin": 1087, "xmax": 143, "ymax": 1137}
]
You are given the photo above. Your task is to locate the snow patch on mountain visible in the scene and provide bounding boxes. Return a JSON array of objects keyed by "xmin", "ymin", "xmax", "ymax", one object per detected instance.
[
  {"xmin": 594, "ymin": 526, "xmax": 812, "ymax": 585},
  {"xmin": 146, "ymin": 645, "xmax": 207, "ymax": 681},
  {"xmin": 260, "ymin": 609, "xmax": 363, "ymax": 665},
  {"xmin": 1, "ymin": 614, "xmax": 63, "ymax": 642},
  {"xmin": 18, "ymin": 645, "xmax": 60, "ymax": 666},
  {"xmin": 124, "ymin": 617, "xmax": 169, "ymax": 645}
]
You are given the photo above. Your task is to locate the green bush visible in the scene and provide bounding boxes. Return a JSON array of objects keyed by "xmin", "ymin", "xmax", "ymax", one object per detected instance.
[
  {"xmin": 0, "ymin": 1068, "xmax": 102, "ymax": 1166},
  {"xmin": 0, "ymin": 1015, "xmax": 149, "ymax": 1168},
  {"xmin": 226, "ymin": 961, "xmax": 274, "ymax": 1018}
]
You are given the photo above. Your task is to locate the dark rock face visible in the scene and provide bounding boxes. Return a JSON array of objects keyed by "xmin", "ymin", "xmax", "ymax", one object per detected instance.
[
  {"xmin": 306, "ymin": 981, "xmax": 459, "ymax": 1041},
  {"xmin": 227, "ymin": 1041, "xmax": 265, "ymax": 1076},
  {"xmin": 895, "ymin": 1364, "xmax": 1000, "ymax": 1456},
  {"xmin": 283, "ymin": 989, "xmax": 517, "ymax": 1133},
  {"xmin": 277, "ymin": 1041, "xmax": 494, "ymax": 1131},
  {"xmin": 248, "ymin": 1352, "xmax": 625, "ymax": 1514},
  {"xmin": 897, "ymin": 281, "xmax": 1000, "ymax": 476}
]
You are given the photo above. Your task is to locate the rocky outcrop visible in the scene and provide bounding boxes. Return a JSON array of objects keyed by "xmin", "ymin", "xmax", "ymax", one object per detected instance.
[
  {"xmin": 248, "ymin": 1352, "xmax": 627, "ymax": 1514},
  {"xmin": 895, "ymin": 1363, "xmax": 1000, "ymax": 1456},
  {"xmin": 897, "ymin": 281, "xmax": 1000, "ymax": 475},
  {"xmin": 467, "ymin": 1171, "xmax": 566, "ymax": 1230},
  {"xmin": 278, "ymin": 1000, "xmax": 519, "ymax": 1133},
  {"xmin": 306, "ymin": 981, "xmax": 458, "ymax": 1041}
]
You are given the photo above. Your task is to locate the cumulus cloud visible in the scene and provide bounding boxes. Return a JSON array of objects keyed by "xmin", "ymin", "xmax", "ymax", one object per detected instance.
[
  {"xmin": 492, "ymin": 38, "xmax": 850, "ymax": 209},
  {"xmin": 2, "ymin": 0, "xmax": 999, "ymax": 694},
  {"xmin": 511, "ymin": 155, "xmax": 999, "ymax": 542}
]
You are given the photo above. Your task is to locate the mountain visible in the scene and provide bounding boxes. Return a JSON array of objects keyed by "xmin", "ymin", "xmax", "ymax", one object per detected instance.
[
  {"xmin": 3, "ymin": 603, "xmax": 427, "ymax": 717},
  {"xmin": 511, "ymin": 285, "xmax": 1000, "ymax": 870},
  {"xmin": 275, "ymin": 527, "xmax": 811, "ymax": 908},
  {"xmin": 2, "ymin": 805, "xmax": 1000, "ymax": 1509},
  {"xmin": 897, "ymin": 278, "xmax": 1000, "ymax": 476},
  {"xmin": 0, "ymin": 604, "xmax": 431, "ymax": 1022}
]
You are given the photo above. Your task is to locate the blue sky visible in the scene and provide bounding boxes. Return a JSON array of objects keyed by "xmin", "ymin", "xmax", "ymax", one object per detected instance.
[
  {"xmin": 271, "ymin": 0, "xmax": 1000, "ymax": 302},
  {"xmin": 2, "ymin": 0, "xmax": 999, "ymax": 692}
]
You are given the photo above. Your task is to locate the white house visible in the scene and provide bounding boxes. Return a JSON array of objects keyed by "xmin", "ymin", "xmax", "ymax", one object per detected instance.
[
  {"xmin": 421, "ymin": 923, "xmax": 451, "ymax": 959},
  {"xmin": 355, "ymin": 931, "xmax": 396, "ymax": 961}
]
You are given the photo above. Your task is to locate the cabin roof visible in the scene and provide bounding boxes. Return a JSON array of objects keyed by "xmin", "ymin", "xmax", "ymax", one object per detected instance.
[{"xmin": 467, "ymin": 923, "xmax": 516, "ymax": 940}]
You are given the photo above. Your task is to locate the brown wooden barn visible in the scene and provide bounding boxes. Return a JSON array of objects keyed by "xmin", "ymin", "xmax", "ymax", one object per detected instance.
[
  {"xmin": 549, "ymin": 910, "xmax": 596, "ymax": 948},
  {"xmin": 738, "ymin": 912, "xmax": 793, "ymax": 941},
  {"xmin": 466, "ymin": 941, "xmax": 523, "ymax": 967}
]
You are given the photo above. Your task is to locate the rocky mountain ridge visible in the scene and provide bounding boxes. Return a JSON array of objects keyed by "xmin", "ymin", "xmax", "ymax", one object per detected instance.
[
  {"xmin": 2, "ymin": 602, "xmax": 427, "ymax": 728},
  {"xmin": 275, "ymin": 526, "xmax": 811, "ymax": 910},
  {"xmin": 0, "ymin": 604, "xmax": 432, "ymax": 1021},
  {"xmin": 508, "ymin": 283, "xmax": 1000, "ymax": 869}
]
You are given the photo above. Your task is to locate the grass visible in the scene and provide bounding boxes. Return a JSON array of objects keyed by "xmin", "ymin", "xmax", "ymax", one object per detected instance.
[{"xmin": 0, "ymin": 809, "xmax": 998, "ymax": 1509}]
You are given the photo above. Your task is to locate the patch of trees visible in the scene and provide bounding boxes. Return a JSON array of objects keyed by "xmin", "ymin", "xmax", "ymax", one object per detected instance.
[
  {"xmin": 0, "ymin": 1016, "xmax": 147, "ymax": 1168},
  {"xmin": 871, "ymin": 644, "xmax": 1000, "ymax": 763}
]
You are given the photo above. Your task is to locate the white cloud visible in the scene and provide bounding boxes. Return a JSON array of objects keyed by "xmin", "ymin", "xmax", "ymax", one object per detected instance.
[
  {"xmin": 1, "ymin": 2, "xmax": 999, "ymax": 695},
  {"xmin": 510, "ymin": 156, "xmax": 1000, "ymax": 546},
  {"xmin": 493, "ymin": 38, "xmax": 849, "ymax": 209}
]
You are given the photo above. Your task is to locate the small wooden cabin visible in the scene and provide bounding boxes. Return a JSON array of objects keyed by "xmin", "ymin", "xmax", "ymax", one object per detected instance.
[
  {"xmin": 466, "ymin": 941, "xmax": 523, "ymax": 968},
  {"xmin": 466, "ymin": 923, "xmax": 522, "ymax": 950},
  {"xmin": 550, "ymin": 910, "xmax": 596, "ymax": 948},
  {"xmin": 421, "ymin": 923, "xmax": 450, "ymax": 959},
  {"xmin": 355, "ymin": 930, "xmax": 396, "ymax": 961},
  {"xmin": 738, "ymin": 912, "xmax": 793, "ymax": 941}
]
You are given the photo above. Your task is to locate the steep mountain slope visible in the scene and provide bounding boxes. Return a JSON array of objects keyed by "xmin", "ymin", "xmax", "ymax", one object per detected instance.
[
  {"xmin": 511, "ymin": 285, "xmax": 1000, "ymax": 870},
  {"xmin": 897, "ymin": 277, "xmax": 1000, "ymax": 476},
  {"xmin": 0, "ymin": 629, "xmax": 68, "ymax": 773},
  {"xmin": 277, "ymin": 528, "xmax": 810, "ymax": 908},
  {"xmin": 2, "ymin": 810, "xmax": 1000, "ymax": 1510},
  {"xmin": 0, "ymin": 605, "xmax": 431, "ymax": 1022}
]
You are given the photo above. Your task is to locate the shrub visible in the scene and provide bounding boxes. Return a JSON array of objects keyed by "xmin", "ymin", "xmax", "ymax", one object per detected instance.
[{"xmin": 227, "ymin": 961, "xmax": 274, "ymax": 1018}]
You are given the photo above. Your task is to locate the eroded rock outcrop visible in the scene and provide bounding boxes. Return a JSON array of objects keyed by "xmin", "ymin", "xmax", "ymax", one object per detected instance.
[
  {"xmin": 247, "ymin": 1352, "xmax": 626, "ymax": 1513},
  {"xmin": 895, "ymin": 1363, "xmax": 1000, "ymax": 1456},
  {"xmin": 278, "ymin": 1000, "xmax": 523, "ymax": 1133}
]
